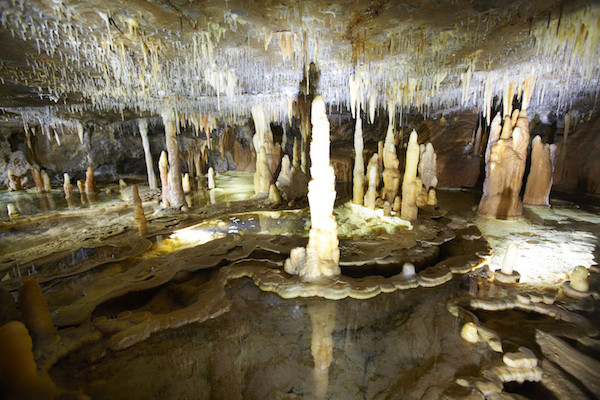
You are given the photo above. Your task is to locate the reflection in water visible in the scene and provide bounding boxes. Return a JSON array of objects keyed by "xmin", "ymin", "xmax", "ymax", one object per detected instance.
[{"xmin": 309, "ymin": 300, "xmax": 336, "ymax": 400}]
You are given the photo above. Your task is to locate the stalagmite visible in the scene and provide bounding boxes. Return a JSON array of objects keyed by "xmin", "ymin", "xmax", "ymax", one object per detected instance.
[
  {"xmin": 276, "ymin": 154, "xmax": 308, "ymax": 202},
  {"xmin": 494, "ymin": 242, "xmax": 521, "ymax": 284},
  {"xmin": 268, "ymin": 183, "xmax": 282, "ymax": 204},
  {"xmin": 132, "ymin": 184, "xmax": 148, "ymax": 235},
  {"xmin": 473, "ymin": 115, "xmax": 483, "ymax": 156},
  {"xmin": 7, "ymin": 203, "xmax": 19, "ymax": 218},
  {"xmin": 352, "ymin": 116, "xmax": 365, "ymax": 205},
  {"xmin": 419, "ymin": 142, "xmax": 438, "ymax": 191},
  {"xmin": 161, "ymin": 110, "xmax": 187, "ymax": 209},
  {"xmin": 284, "ymin": 96, "xmax": 340, "ymax": 281},
  {"xmin": 524, "ymin": 136, "xmax": 557, "ymax": 206},
  {"xmin": 570, "ymin": 266, "xmax": 589, "ymax": 292},
  {"xmin": 208, "ymin": 167, "xmax": 215, "ymax": 189},
  {"xmin": 41, "ymin": 169, "xmax": 51, "ymax": 192},
  {"xmin": 381, "ymin": 122, "xmax": 401, "ymax": 203},
  {"xmin": 563, "ymin": 112, "xmax": 571, "ymax": 145},
  {"xmin": 252, "ymin": 104, "xmax": 281, "ymax": 195},
  {"xmin": 18, "ymin": 276, "xmax": 56, "ymax": 338},
  {"xmin": 31, "ymin": 167, "xmax": 44, "ymax": 193},
  {"xmin": 159, "ymin": 151, "xmax": 169, "ymax": 207},
  {"xmin": 138, "ymin": 119, "xmax": 158, "ymax": 189},
  {"xmin": 364, "ymin": 154, "xmax": 379, "ymax": 210},
  {"xmin": 63, "ymin": 173, "xmax": 73, "ymax": 198},
  {"xmin": 401, "ymin": 130, "xmax": 419, "ymax": 221},
  {"xmin": 182, "ymin": 173, "xmax": 191, "ymax": 193},
  {"xmin": 8, "ymin": 169, "xmax": 21, "ymax": 191},
  {"xmin": 0, "ymin": 321, "xmax": 58, "ymax": 399},
  {"xmin": 84, "ymin": 167, "xmax": 95, "ymax": 194},
  {"xmin": 478, "ymin": 109, "xmax": 529, "ymax": 218}
]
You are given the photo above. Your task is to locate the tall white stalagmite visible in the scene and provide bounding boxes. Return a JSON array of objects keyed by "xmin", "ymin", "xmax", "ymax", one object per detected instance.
[
  {"xmin": 352, "ymin": 116, "xmax": 365, "ymax": 205},
  {"xmin": 138, "ymin": 119, "xmax": 158, "ymax": 189},
  {"xmin": 284, "ymin": 96, "xmax": 340, "ymax": 281},
  {"xmin": 161, "ymin": 109, "xmax": 187, "ymax": 209},
  {"xmin": 401, "ymin": 130, "xmax": 419, "ymax": 220}
]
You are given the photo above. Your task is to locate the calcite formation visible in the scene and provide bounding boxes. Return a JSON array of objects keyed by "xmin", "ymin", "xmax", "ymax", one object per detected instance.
[
  {"xmin": 84, "ymin": 167, "xmax": 95, "ymax": 194},
  {"xmin": 364, "ymin": 153, "xmax": 379, "ymax": 210},
  {"xmin": 276, "ymin": 155, "xmax": 308, "ymax": 202},
  {"xmin": 478, "ymin": 110, "xmax": 530, "ymax": 218},
  {"xmin": 284, "ymin": 96, "xmax": 340, "ymax": 281},
  {"xmin": 381, "ymin": 121, "xmax": 401, "ymax": 203},
  {"xmin": 524, "ymin": 136, "xmax": 557, "ymax": 206},
  {"xmin": 208, "ymin": 167, "xmax": 216, "ymax": 189},
  {"xmin": 138, "ymin": 119, "xmax": 158, "ymax": 189},
  {"xmin": 309, "ymin": 301, "xmax": 336, "ymax": 400},
  {"xmin": 158, "ymin": 151, "xmax": 169, "ymax": 207},
  {"xmin": 252, "ymin": 104, "xmax": 281, "ymax": 195},
  {"xmin": 162, "ymin": 110, "xmax": 187, "ymax": 209},
  {"xmin": 419, "ymin": 142, "xmax": 438, "ymax": 192},
  {"xmin": 494, "ymin": 242, "xmax": 521, "ymax": 284},
  {"xmin": 132, "ymin": 184, "xmax": 148, "ymax": 235},
  {"xmin": 352, "ymin": 117, "xmax": 365, "ymax": 205},
  {"xmin": 401, "ymin": 130, "xmax": 420, "ymax": 221},
  {"xmin": 62, "ymin": 173, "xmax": 74, "ymax": 198},
  {"xmin": 18, "ymin": 276, "xmax": 56, "ymax": 338},
  {"xmin": 0, "ymin": 321, "xmax": 57, "ymax": 399}
]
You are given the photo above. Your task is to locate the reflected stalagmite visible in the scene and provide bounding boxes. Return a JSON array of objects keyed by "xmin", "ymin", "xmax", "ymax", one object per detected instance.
[
  {"xmin": 285, "ymin": 96, "xmax": 340, "ymax": 281},
  {"xmin": 524, "ymin": 136, "xmax": 556, "ymax": 206},
  {"xmin": 401, "ymin": 130, "xmax": 419, "ymax": 221},
  {"xmin": 309, "ymin": 301, "xmax": 336, "ymax": 399}
]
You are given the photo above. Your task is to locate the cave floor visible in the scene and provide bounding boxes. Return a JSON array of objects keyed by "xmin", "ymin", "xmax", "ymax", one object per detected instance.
[{"xmin": 1, "ymin": 174, "xmax": 599, "ymax": 400}]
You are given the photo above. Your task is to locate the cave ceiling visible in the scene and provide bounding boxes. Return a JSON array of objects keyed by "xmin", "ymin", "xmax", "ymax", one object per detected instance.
[{"xmin": 0, "ymin": 0, "xmax": 599, "ymax": 128}]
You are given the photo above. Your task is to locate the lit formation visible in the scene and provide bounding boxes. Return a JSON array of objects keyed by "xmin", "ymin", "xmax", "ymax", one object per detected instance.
[{"xmin": 0, "ymin": 1, "xmax": 599, "ymax": 399}]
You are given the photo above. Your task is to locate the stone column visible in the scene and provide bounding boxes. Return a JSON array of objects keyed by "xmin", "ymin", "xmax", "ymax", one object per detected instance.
[
  {"xmin": 161, "ymin": 110, "xmax": 187, "ymax": 209},
  {"xmin": 352, "ymin": 117, "xmax": 365, "ymax": 205},
  {"xmin": 138, "ymin": 119, "xmax": 158, "ymax": 189},
  {"xmin": 284, "ymin": 96, "xmax": 340, "ymax": 281}
]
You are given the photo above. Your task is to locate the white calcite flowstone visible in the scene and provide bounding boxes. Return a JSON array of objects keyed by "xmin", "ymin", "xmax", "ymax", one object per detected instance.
[{"xmin": 285, "ymin": 96, "xmax": 340, "ymax": 281}]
